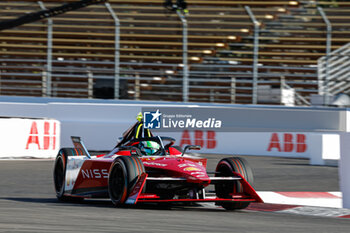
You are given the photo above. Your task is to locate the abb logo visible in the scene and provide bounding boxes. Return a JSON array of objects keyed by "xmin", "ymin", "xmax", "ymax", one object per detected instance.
[
  {"xmin": 267, "ymin": 133, "xmax": 307, "ymax": 153},
  {"xmin": 26, "ymin": 121, "xmax": 57, "ymax": 150},
  {"xmin": 180, "ymin": 130, "xmax": 217, "ymax": 149}
]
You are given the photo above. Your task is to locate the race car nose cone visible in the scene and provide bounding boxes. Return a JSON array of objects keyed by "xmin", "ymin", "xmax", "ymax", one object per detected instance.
[
  {"xmin": 184, "ymin": 168, "xmax": 210, "ymax": 183},
  {"xmin": 187, "ymin": 175, "xmax": 210, "ymax": 182}
]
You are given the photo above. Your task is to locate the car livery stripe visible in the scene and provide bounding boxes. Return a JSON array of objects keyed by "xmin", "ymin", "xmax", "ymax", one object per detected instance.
[
  {"xmin": 77, "ymin": 148, "xmax": 83, "ymax": 155},
  {"xmin": 74, "ymin": 148, "xmax": 79, "ymax": 156},
  {"xmin": 69, "ymin": 148, "xmax": 76, "ymax": 156}
]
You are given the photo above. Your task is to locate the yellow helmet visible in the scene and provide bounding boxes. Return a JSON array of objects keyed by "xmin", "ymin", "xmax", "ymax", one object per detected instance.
[{"xmin": 136, "ymin": 112, "xmax": 143, "ymax": 122}]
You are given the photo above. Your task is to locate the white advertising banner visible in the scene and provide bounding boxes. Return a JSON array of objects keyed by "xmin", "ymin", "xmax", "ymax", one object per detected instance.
[
  {"xmin": 0, "ymin": 99, "xmax": 343, "ymax": 162},
  {"xmin": 164, "ymin": 131, "xmax": 339, "ymax": 164},
  {"xmin": 0, "ymin": 118, "xmax": 60, "ymax": 158},
  {"xmin": 165, "ymin": 131, "xmax": 310, "ymax": 158}
]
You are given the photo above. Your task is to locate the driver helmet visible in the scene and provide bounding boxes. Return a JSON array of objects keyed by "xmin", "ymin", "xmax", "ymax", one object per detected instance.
[{"xmin": 140, "ymin": 141, "xmax": 160, "ymax": 155}]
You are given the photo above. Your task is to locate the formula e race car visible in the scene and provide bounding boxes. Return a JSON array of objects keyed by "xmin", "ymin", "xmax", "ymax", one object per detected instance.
[{"xmin": 53, "ymin": 120, "xmax": 263, "ymax": 210}]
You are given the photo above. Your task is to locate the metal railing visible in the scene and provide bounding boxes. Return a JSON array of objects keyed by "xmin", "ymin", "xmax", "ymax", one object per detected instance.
[
  {"xmin": 1, "ymin": 2, "xmax": 349, "ymax": 106},
  {"xmin": 318, "ymin": 42, "xmax": 350, "ymax": 97}
]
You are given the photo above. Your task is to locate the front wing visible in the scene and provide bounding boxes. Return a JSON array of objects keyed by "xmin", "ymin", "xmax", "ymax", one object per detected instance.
[{"xmin": 125, "ymin": 173, "xmax": 263, "ymax": 205}]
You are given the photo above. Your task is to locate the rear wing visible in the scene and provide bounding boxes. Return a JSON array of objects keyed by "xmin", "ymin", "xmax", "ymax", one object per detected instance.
[{"xmin": 71, "ymin": 136, "xmax": 91, "ymax": 158}]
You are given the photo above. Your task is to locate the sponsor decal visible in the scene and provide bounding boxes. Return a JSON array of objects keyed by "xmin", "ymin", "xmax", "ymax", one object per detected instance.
[
  {"xmin": 81, "ymin": 169, "xmax": 109, "ymax": 179},
  {"xmin": 145, "ymin": 157, "xmax": 157, "ymax": 161},
  {"xmin": 65, "ymin": 157, "xmax": 86, "ymax": 191},
  {"xmin": 142, "ymin": 108, "xmax": 223, "ymax": 131},
  {"xmin": 178, "ymin": 163, "xmax": 199, "ymax": 168},
  {"xmin": 25, "ymin": 121, "xmax": 57, "ymax": 150},
  {"xmin": 162, "ymin": 118, "xmax": 221, "ymax": 129},
  {"xmin": 144, "ymin": 109, "xmax": 162, "ymax": 129},
  {"xmin": 184, "ymin": 167, "xmax": 201, "ymax": 172},
  {"xmin": 267, "ymin": 133, "xmax": 307, "ymax": 153},
  {"xmin": 180, "ymin": 130, "xmax": 216, "ymax": 149},
  {"xmin": 190, "ymin": 172, "xmax": 206, "ymax": 175},
  {"xmin": 66, "ymin": 159, "xmax": 81, "ymax": 187},
  {"xmin": 143, "ymin": 161, "xmax": 167, "ymax": 167}
]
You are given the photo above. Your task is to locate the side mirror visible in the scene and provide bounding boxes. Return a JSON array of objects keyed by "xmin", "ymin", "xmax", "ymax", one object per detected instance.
[
  {"xmin": 119, "ymin": 146, "xmax": 143, "ymax": 156},
  {"xmin": 181, "ymin": 145, "xmax": 201, "ymax": 157}
]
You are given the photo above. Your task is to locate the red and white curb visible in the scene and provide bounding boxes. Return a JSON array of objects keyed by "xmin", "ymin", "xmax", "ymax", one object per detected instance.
[
  {"xmin": 247, "ymin": 192, "xmax": 350, "ymax": 218},
  {"xmin": 201, "ymin": 192, "xmax": 350, "ymax": 218},
  {"xmin": 247, "ymin": 203, "xmax": 350, "ymax": 218},
  {"xmin": 257, "ymin": 191, "xmax": 342, "ymax": 208},
  {"xmin": 0, "ymin": 158, "xmax": 55, "ymax": 161}
]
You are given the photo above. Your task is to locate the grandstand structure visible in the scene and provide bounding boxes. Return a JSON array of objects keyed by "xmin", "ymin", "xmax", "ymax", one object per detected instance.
[{"xmin": 0, "ymin": 0, "xmax": 350, "ymax": 105}]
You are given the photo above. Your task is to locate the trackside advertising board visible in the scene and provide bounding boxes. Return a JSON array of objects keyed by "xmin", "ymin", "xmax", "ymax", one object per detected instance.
[
  {"xmin": 141, "ymin": 107, "xmax": 339, "ymax": 159},
  {"xmin": 0, "ymin": 118, "xmax": 60, "ymax": 158},
  {"xmin": 164, "ymin": 131, "xmax": 312, "ymax": 158}
]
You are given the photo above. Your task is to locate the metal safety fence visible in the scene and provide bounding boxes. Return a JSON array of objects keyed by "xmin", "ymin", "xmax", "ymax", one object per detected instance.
[{"xmin": 1, "ymin": 0, "xmax": 350, "ymax": 106}]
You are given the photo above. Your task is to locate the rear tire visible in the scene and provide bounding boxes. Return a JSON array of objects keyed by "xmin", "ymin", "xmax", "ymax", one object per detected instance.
[
  {"xmin": 53, "ymin": 148, "xmax": 84, "ymax": 202},
  {"xmin": 108, "ymin": 156, "xmax": 145, "ymax": 206},
  {"xmin": 215, "ymin": 157, "xmax": 254, "ymax": 210}
]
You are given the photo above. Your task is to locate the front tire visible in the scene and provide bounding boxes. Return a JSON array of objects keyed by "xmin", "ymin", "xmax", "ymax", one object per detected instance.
[
  {"xmin": 108, "ymin": 156, "xmax": 145, "ymax": 206},
  {"xmin": 215, "ymin": 157, "xmax": 254, "ymax": 210}
]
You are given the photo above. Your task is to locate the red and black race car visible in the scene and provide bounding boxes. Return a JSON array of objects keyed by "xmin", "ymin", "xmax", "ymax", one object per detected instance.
[{"xmin": 53, "ymin": 120, "xmax": 263, "ymax": 210}]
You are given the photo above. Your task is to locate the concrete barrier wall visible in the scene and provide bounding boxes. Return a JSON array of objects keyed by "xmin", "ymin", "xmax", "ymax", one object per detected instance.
[
  {"xmin": 165, "ymin": 131, "xmax": 339, "ymax": 163},
  {"xmin": 167, "ymin": 131, "xmax": 310, "ymax": 157},
  {"xmin": 0, "ymin": 96, "xmax": 349, "ymax": 208},
  {"xmin": 0, "ymin": 97, "xmax": 345, "ymax": 156},
  {"xmin": 340, "ymin": 111, "xmax": 350, "ymax": 208},
  {"xmin": 309, "ymin": 133, "xmax": 340, "ymax": 166}
]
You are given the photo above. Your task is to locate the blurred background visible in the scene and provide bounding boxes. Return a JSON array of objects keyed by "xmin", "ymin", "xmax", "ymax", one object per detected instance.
[{"xmin": 0, "ymin": 0, "xmax": 349, "ymax": 106}]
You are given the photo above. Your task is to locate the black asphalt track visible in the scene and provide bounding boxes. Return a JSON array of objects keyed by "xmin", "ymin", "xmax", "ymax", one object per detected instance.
[{"xmin": 0, "ymin": 155, "xmax": 348, "ymax": 232}]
